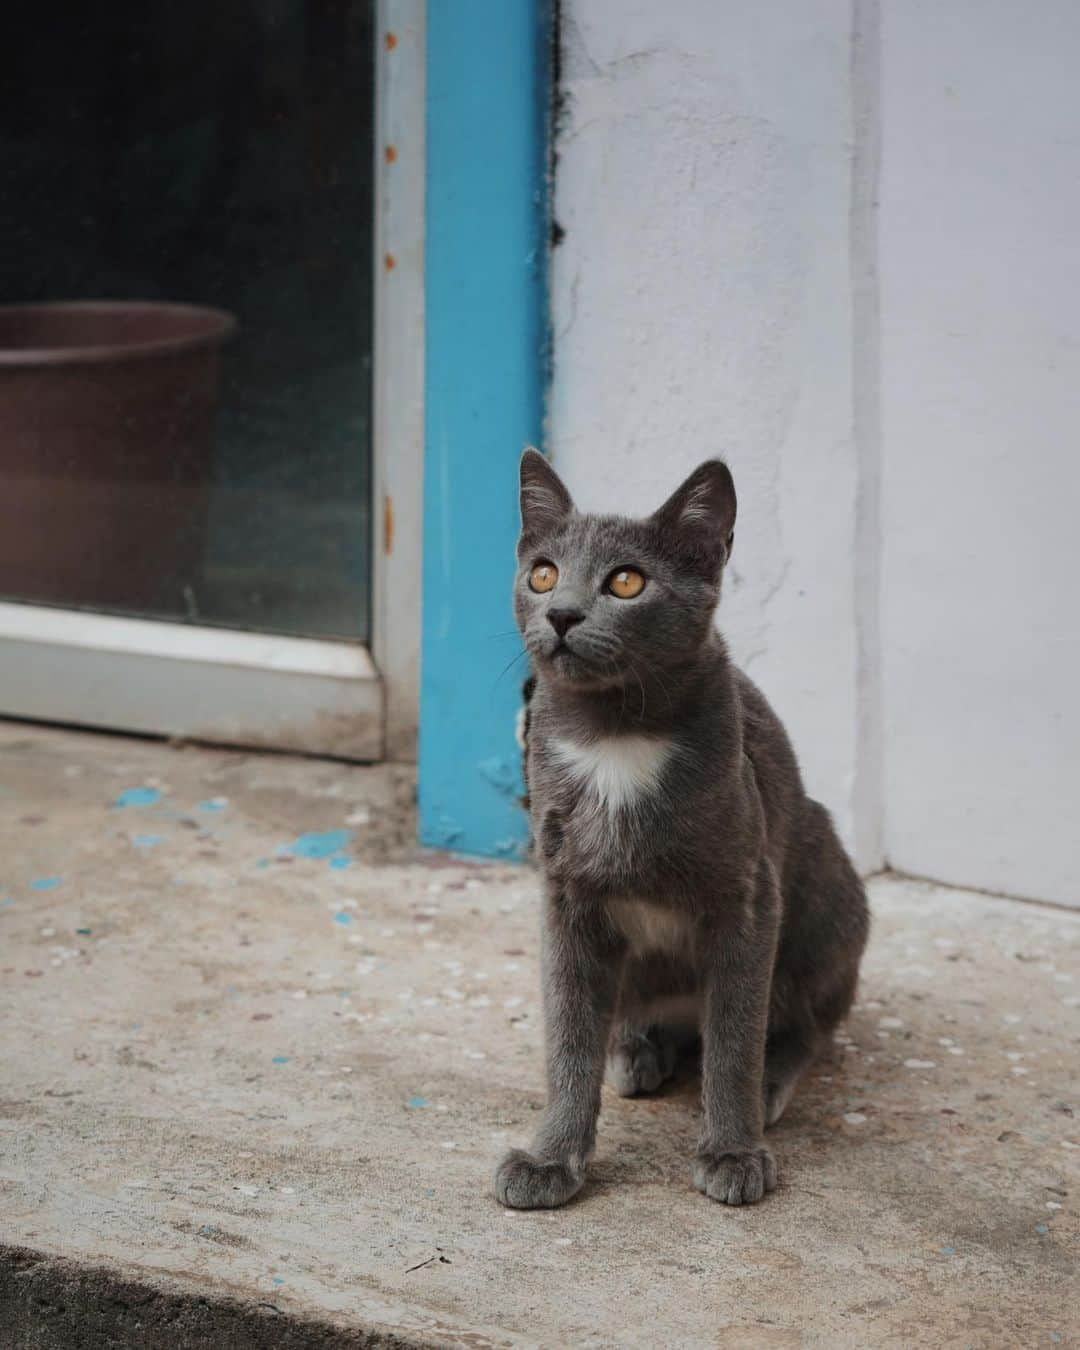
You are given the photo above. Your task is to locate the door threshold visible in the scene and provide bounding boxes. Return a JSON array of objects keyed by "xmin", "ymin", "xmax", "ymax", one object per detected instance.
[{"xmin": 0, "ymin": 603, "xmax": 383, "ymax": 761}]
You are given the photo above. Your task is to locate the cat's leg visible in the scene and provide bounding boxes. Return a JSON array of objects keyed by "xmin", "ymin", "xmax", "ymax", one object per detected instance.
[
  {"xmin": 762, "ymin": 967, "xmax": 859, "ymax": 1125},
  {"xmin": 693, "ymin": 860, "xmax": 781, "ymax": 1206},
  {"xmin": 762, "ymin": 1025, "xmax": 819, "ymax": 1126},
  {"xmin": 608, "ymin": 1022, "xmax": 681, "ymax": 1097},
  {"xmin": 761, "ymin": 798, "xmax": 869, "ymax": 1127},
  {"xmin": 495, "ymin": 886, "xmax": 623, "ymax": 1210},
  {"xmin": 761, "ymin": 974, "xmax": 820, "ymax": 1126}
]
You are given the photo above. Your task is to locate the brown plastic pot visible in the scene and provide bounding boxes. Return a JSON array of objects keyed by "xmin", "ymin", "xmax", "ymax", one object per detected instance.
[{"xmin": 0, "ymin": 301, "xmax": 236, "ymax": 615}]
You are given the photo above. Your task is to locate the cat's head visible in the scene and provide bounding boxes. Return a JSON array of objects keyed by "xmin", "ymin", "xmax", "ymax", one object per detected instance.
[{"xmin": 514, "ymin": 449, "xmax": 736, "ymax": 691}]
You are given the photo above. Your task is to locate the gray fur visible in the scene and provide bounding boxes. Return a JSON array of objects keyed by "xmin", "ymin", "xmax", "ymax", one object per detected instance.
[{"xmin": 495, "ymin": 449, "xmax": 869, "ymax": 1209}]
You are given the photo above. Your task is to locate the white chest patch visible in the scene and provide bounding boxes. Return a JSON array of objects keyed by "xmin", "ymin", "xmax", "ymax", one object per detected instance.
[{"xmin": 550, "ymin": 734, "xmax": 673, "ymax": 813}]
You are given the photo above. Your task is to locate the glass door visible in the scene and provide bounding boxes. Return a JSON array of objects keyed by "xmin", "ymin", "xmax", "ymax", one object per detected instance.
[{"xmin": 0, "ymin": 0, "xmax": 405, "ymax": 759}]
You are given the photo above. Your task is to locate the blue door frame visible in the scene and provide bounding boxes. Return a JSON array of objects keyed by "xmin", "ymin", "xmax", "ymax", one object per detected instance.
[{"xmin": 419, "ymin": 1, "xmax": 551, "ymax": 856}]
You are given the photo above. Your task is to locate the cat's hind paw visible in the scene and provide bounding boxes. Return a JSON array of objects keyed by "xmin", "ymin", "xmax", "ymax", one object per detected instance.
[
  {"xmin": 608, "ymin": 1027, "xmax": 679, "ymax": 1097},
  {"xmin": 692, "ymin": 1145, "xmax": 777, "ymax": 1205},
  {"xmin": 495, "ymin": 1149, "xmax": 584, "ymax": 1209}
]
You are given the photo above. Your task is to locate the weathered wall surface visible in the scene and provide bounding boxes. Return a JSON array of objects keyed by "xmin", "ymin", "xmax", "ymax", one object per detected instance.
[
  {"xmin": 550, "ymin": 1, "xmax": 876, "ymax": 862},
  {"xmin": 550, "ymin": 1, "xmax": 1078, "ymax": 905},
  {"xmin": 878, "ymin": 0, "xmax": 1080, "ymax": 905}
]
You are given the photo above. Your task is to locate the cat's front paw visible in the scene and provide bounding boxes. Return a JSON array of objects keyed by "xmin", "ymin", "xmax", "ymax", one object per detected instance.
[
  {"xmin": 495, "ymin": 1149, "xmax": 584, "ymax": 1209},
  {"xmin": 692, "ymin": 1145, "xmax": 777, "ymax": 1205}
]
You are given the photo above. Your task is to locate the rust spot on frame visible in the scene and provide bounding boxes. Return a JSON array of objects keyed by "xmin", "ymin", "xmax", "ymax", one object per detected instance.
[
  {"xmin": 384, "ymin": 252, "xmax": 397, "ymax": 271},
  {"xmin": 383, "ymin": 494, "xmax": 395, "ymax": 555},
  {"xmin": 385, "ymin": 144, "xmax": 398, "ymax": 164},
  {"xmin": 385, "ymin": 31, "xmax": 397, "ymax": 51}
]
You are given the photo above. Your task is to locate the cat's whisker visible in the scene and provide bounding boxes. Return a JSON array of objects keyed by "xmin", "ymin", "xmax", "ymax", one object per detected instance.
[
  {"xmin": 579, "ymin": 636, "xmax": 650, "ymax": 723},
  {"xmin": 492, "ymin": 648, "xmax": 530, "ymax": 692},
  {"xmin": 636, "ymin": 653, "xmax": 675, "ymax": 718},
  {"xmin": 628, "ymin": 659, "xmax": 647, "ymax": 722}
]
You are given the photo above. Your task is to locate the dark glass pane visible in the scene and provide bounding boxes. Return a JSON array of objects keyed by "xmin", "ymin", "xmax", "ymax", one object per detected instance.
[{"xmin": 0, "ymin": 0, "xmax": 374, "ymax": 641}]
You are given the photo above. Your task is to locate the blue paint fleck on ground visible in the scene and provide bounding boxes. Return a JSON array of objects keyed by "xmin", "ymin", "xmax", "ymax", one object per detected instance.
[
  {"xmin": 197, "ymin": 799, "xmax": 227, "ymax": 813},
  {"xmin": 1035, "ymin": 1222, "xmax": 1049, "ymax": 1236},
  {"xmin": 286, "ymin": 829, "xmax": 351, "ymax": 860},
  {"xmin": 31, "ymin": 877, "xmax": 62, "ymax": 891},
  {"xmin": 271, "ymin": 1277, "xmax": 285, "ymax": 1286},
  {"xmin": 114, "ymin": 787, "xmax": 162, "ymax": 808},
  {"xmin": 333, "ymin": 911, "xmax": 353, "ymax": 925},
  {"xmin": 76, "ymin": 927, "xmax": 92, "ymax": 935},
  {"xmin": 407, "ymin": 1096, "xmax": 427, "ymax": 1109},
  {"xmin": 423, "ymin": 1188, "xmax": 436, "ymax": 1198},
  {"xmin": 272, "ymin": 1056, "xmax": 289, "ymax": 1065},
  {"xmin": 939, "ymin": 1245, "xmax": 956, "ymax": 1256},
  {"xmin": 133, "ymin": 835, "xmax": 164, "ymax": 849},
  {"xmin": 328, "ymin": 853, "xmax": 353, "ymax": 870}
]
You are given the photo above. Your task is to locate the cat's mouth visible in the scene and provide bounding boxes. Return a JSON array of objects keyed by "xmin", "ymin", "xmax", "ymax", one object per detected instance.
[
  {"xmin": 543, "ymin": 644, "xmax": 623, "ymax": 692},
  {"xmin": 549, "ymin": 637, "xmax": 584, "ymax": 667},
  {"xmin": 545, "ymin": 637, "xmax": 610, "ymax": 686}
]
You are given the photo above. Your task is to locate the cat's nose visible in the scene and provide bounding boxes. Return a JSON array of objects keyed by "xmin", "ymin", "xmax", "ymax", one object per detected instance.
[{"xmin": 547, "ymin": 607, "xmax": 585, "ymax": 639}]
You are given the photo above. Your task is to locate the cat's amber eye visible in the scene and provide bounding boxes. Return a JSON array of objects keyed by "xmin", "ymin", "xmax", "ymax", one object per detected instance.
[
  {"xmin": 529, "ymin": 561, "xmax": 559, "ymax": 593},
  {"xmin": 607, "ymin": 567, "xmax": 646, "ymax": 599}
]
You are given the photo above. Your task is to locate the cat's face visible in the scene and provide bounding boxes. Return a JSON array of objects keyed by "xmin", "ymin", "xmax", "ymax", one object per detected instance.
[{"xmin": 514, "ymin": 450, "xmax": 736, "ymax": 691}]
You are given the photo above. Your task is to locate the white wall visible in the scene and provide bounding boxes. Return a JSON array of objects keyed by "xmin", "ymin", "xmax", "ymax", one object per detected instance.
[
  {"xmin": 552, "ymin": 0, "xmax": 1079, "ymax": 905},
  {"xmin": 879, "ymin": 1, "xmax": 1080, "ymax": 905},
  {"xmin": 551, "ymin": 0, "xmax": 879, "ymax": 864}
]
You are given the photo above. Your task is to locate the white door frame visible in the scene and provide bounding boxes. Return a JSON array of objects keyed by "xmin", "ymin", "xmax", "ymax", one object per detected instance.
[
  {"xmin": 0, "ymin": 0, "xmax": 424, "ymax": 764},
  {"xmin": 372, "ymin": 0, "xmax": 425, "ymax": 761}
]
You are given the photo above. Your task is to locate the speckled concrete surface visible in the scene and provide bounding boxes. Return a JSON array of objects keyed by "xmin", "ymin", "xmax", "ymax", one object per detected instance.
[{"xmin": 1, "ymin": 723, "xmax": 1077, "ymax": 1348}]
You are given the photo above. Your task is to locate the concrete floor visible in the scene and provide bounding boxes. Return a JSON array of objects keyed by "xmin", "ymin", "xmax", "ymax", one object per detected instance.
[{"xmin": 0, "ymin": 722, "xmax": 1077, "ymax": 1349}]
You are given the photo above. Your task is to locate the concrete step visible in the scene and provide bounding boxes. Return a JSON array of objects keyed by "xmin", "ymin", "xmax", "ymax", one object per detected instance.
[{"xmin": 1, "ymin": 723, "xmax": 1076, "ymax": 1347}]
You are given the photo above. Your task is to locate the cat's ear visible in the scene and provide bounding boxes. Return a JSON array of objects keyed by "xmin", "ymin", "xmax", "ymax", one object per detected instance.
[
  {"xmin": 519, "ymin": 447, "xmax": 574, "ymax": 545},
  {"xmin": 651, "ymin": 460, "xmax": 737, "ymax": 571}
]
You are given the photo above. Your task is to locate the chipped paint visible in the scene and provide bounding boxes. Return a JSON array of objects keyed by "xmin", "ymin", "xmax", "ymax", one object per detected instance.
[
  {"xmin": 286, "ymin": 829, "xmax": 351, "ymax": 860},
  {"xmin": 383, "ymin": 493, "xmax": 395, "ymax": 556},
  {"xmin": 114, "ymin": 787, "xmax": 162, "ymax": 809},
  {"xmin": 477, "ymin": 757, "xmax": 519, "ymax": 799}
]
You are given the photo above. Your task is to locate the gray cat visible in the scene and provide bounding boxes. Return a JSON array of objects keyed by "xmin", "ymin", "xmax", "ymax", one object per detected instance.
[{"xmin": 495, "ymin": 450, "xmax": 869, "ymax": 1209}]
